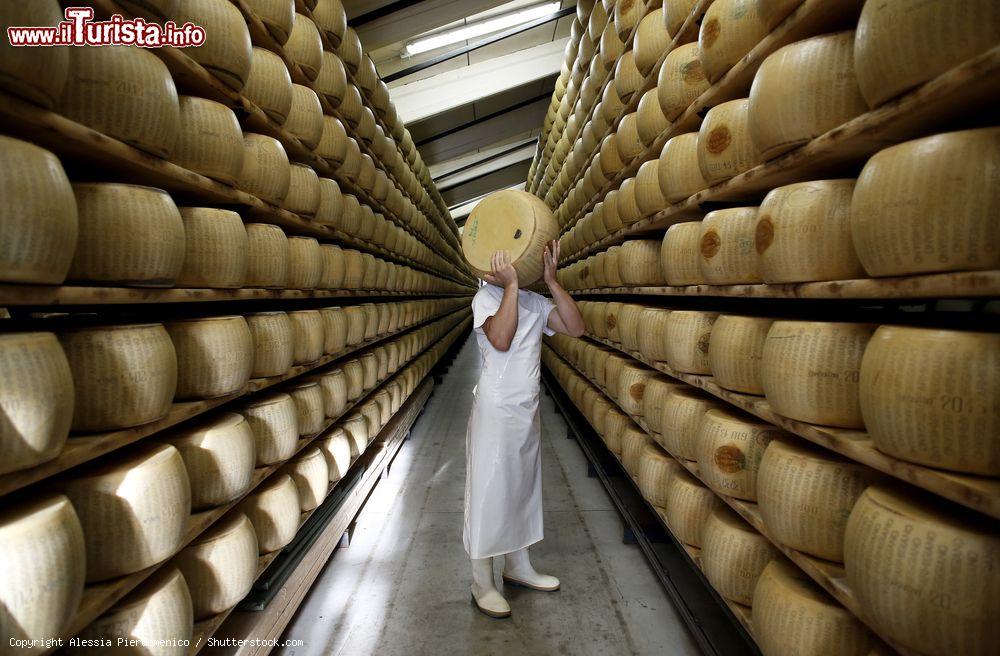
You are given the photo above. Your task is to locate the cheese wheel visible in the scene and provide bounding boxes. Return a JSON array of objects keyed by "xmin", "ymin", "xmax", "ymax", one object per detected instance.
[
  {"xmin": 318, "ymin": 427, "xmax": 353, "ymax": 481},
  {"xmin": 60, "ymin": 324, "xmax": 177, "ymax": 432},
  {"xmin": 242, "ymin": 392, "xmax": 298, "ymax": 466},
  {"xmin": 757, "ymin": 0, "xmax": 804, "ymax": 29},
  {"xmin": 860, "ymin": 326, "xmax": 1000, "ymax": 476},
  {"xmin": 615, "ymin": 113, "xmax": 645, "ymax": 163},
  {"xmin": 286, "ymin": 13, "xmax": 323, "ymax": 80},
  {"xmin": 699, "ymin": 207, "xmax": 761, "ymax": 284},
  {"xmin": 664, "ymin": 469, "xmax": 722, "ymax": 547},
  {"xmin": 244, "ymin": 48, "xmax": 293, "ymax": 124},
  {"xmin": 0, "ymin": 137, "xmax": 77, "ymax": 284},
  {"xmin": 588, "ymin": 1, "xmax": 610, "ymax": 42},
  {"xmin": 319, "ymin": 307, "xmax": 349, "ymax": 354},
  {"xmin": 664, "ymin": 0, "xmax": 700, "ymax": 37},
  {"xmin": 69, "ymin": 183, "xmax": 185, "ymax": 287},
  {"xmin": 638, "ymin": 443, "xmax": 681, "ymax": 507},
  {"xmin": 59, "ymin": 46, "xmax": 180, "ymax": 157},
  {"xmin": 173, "ymin": 96, "xmax": 244, "ymax": 184},
  {"xmin": 621, "ymin": 426, "xmax": 653, "ymax": 478},
  {"xmin": 312, "ymin": 0, "xmax": 348, "ymax": 45},
  {"xmin": 854, "ymin": 0, "xmax": 1000, "ymax": 108},
  {"xmin": 285, "ymin": 446, "xmax": 329, "ymax": 511},
  {"xmin": 360, "ymin": 352, "xmax": 378, "ymax": 390},
  {"xmin": 665, "ymin": 310, "xmax": 716, "ymax": 374},
  {"xmin": 286, "ymin": 84, "xmax": 324, "ymax": 150},
  {"xmin": 756, "ymin": 179, "xmax": 865, "ymax": 283},
  {"xmin": 619, "ymin": 239, "xmax": 665, "ymax": 286},
  {"xmin": 850, "ymin": 128, "xmax": 1000, "ymax": 277},
  {"xmin": 174, "ymin": 513, "xmax": 257, "ymax": 620},
  {"xmin": 634, "ymin": 8, "xmax": 670, "ymax": 76},
  {"xmin": 315, "ymin": 51, "xmax": 348, "ymax": 108},
  {"xmin": 635, "ymin": 159, "xmax": 668, "ymax": 219},
  {"xmin": 658, "ymin": 134, "xmax": 708, "ymax": 206},
  {"xmin": 845, "ymin": 484, "xmax": 1000, "ymax": 656},
  {"xmin": 64, "ymin": 444, "xmax": 190, "ymax": 581},
  {"xmin": 657, "ymin": 44, "xmax": 709, "ymax": 120},
  {"xmin": 0, "ymin": 495, "xmax": 85, "ymax": 647},
  {"xmin": 698, "ymin": 0, "xmax": 768, "ymax": 82},
  {"xmin": 287, "ymin": 381, "xmax": 325, "ymax": 435},
  {"xmin": 239, "ymin": 134, "xmax": 290, "ymax": 206},
  {"xmin": 636, "ymin": 308, "xmax": 673, "ymax": 363},
  {"xmin": 600, "ymin": 21, "xmax": 626, "ymax": 70},
  {"xmin": 603, "ymin": 407, "xmax": 629, "ymax": 454},
  {"xmin": 167, "ymin": 412, "xmax": 256, "ymax": 510},
  {"xmin": 245, "ymin": 223, "xmax": 289, "ymax": 288},
  {"xmin": 618, "ymin": 362, "xmax": 654, "ymax": 415},
  {"xmin": 176, "ymin": 0, "xmax": 251, "ymax": 90},
  {"xmin": 604, "ymin": 301, "xmax": 624, "ymax": 343},
  {"xmin": 660, "ymin": 389, "xmax": 721, "ymax": 460},
  {"xmin": 166, "ymin": 316, "xmax": 253, "ymax": 399},
  {"xmin": 0, "ymin": 333, "xmax": 74, "ymax": 474},
  {"xmin": 286, "ymin": 236, "xmax": 322, "ymax": 290},
  {"xmin": 757, "ymin": 438, "xmax": 879, "ymax": 561},
  {"xmin": 636, "ymin": 89, "xmax": 670, "ymax": 149},
  {"xmin": 341, "ymin": 413, "xmax": 369, "ymax": 456},
  {"xmin": 751, "ymin": 43, "xmax": 858, "ymax": 157},
  {"xmin": 317, "ymin": 115, "xmax": 348, "ymax": 166},
  {"xmin": 697, "ymin": 409, "xmax": 783, "ymax": 501},
  {"xmin": 71, "ymin": 566, "xmax": 192, "ymax": 656},
  {"xmin": 359, "ymin": 304, "xmax": 378, "ymax": 341},
  {"xmin": 241, "ymin": 473, "xmax": 300, "ymax": 553},
  {"xmin": 660, "ymin": 220, "xmax": 705, "ymax": 286},
  {"xmin": 614, "ymin": 51, "xmax": 644, "ymax": 104},
  {"xmin": 338, "ymin": 83, "xmax": 364, "ymax": 128},
  {"xmin": 175, "ymin": 208, "xmax": 248, "ymax": 289},
  {"xmin": 462, "ymin": 190, "xmax": 559, "ymax": 287},
  {"xmin": 245, "ymin": 0, "xmax": 294, "ymax": 43},
  {"xmin": 698, "ymin": 99, "xmax": 757, "ymax": 185},
  {"xmin": 343, "ymin": 306, "xmax": 365, "ymax": 345},
  {"xmin": 753, "ymin": 559, "xmax": 874, "ymax": 656},
  {"xmin": 0, "ymin": 0, "xmax": 68, "ymax": 108},
  {"xmin": 359, "ymin": 400, "xmax": 381, "ymax": 436},
  {"xmin": 708, "ymin": 315, "xmax": 773, "ymax": 395},
  {"xmin": 617, "ymin": 177, "xmax": 643, "ymax": 226},
  {"xmin": 761, "ymin": 321, "xmax": 875, "ymax": 428},
  {"xmin": 286, "ymin": 163, "xmax": 321, "ymax": 216},
  {"xmin": 313, "ymin": 368, "xmax": 348, "ymax": 418},
  {"xmin": 289, "ymin": 309, "xmax": 324, "ymax": 365},
  {"xmin": 614, "ymin": 0, "xmax": 643, "ymax": 39},
  {"xmin": 701, "ymin": 507, "xmax": 778, "ymax": 605}
]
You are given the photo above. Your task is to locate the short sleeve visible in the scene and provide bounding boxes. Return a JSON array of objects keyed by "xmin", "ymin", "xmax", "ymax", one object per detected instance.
[
  {"xmin": 472, "ymin": 286, "xmax": 501, "ymax": 333},
  {"xmin": 534, "ymin": 293, "xmax": 557, "ymax": 336}
]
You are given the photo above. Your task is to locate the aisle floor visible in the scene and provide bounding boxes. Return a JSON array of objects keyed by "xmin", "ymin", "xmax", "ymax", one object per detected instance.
[{"xmin": 278, "ymin": 334, "xmax": 699, "ymax": 656}]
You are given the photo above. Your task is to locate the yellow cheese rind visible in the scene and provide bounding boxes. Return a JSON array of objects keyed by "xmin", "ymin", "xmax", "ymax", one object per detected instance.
[
  {"xmin": 285, "ymin": 446, "xmax": 329, "ymax": 511},
  {"xmin": 177, "ymin": 0, "xmax": 252, "ymax": 91},
  {"xmin": 239, "ymin": 134, "xmax": 291, "ymax": 205},
  {"xmin": 665, "ymin": 310, "xmax": 717, "ymax": 374},
  {"xmin": 700, "ymin": 507, "xmax": 778, "ymax": 605},
  {"xmin": 0, "ymin": 0, "xmax": 68, "ymax": 108},
  {"xmin": 167, "ymin": 412, "xmax": 256, "ymax": 510},
  {"xmin": 708, "ymin": 315, "xmax": 773, "ymax": 395},
  {"xmin": 240, "ymin": 473, "xmax": 301, "ymax": 554},
  {"xmin": 664, "ymin": 469, "xmax": 722, "ymax": 547},
  {"xmin": 637, "ymin": 443, "xmax": 682, "ymax": 507},
  {"xmin": 698, "ymin": 0, "xmax": 769, "ymax": 83},
  {"xmin": 166, "ymin": 316, "xmax": 253, "ymax": 400},
  {"xmin": 696, "ymin": 409, "xmax": 783, "ymax": 501},
  {"xmin": 242, "ymin": 392, "xmax": 298, "ymax": 466},
  {"xmin": 697, "ymin": 99, "xmax": 758, "ymax": 185},
  {"xmin": 698, "ymin": 207, "xmax": 761, "ymax": 284},
  {"xmin": 245, "ymin": 223, "xmax": 289, "ymax": 289},
  {"xmin": 657, "ymin": 43, "xmax": 709, "ymax": 120},
  {"xmin": 174, "ymin": 513, "xmax": 258, "ymax": 620},
  {"xmin": 176, "ymin": 208, "xmax": 248, "ymax": 289},
  {"xmin": 173, "ymin": 96, "xmax": 244, "ymax": 185},
  {"xmin": 244, "ymin": 47, "xmax": 293, "ymax": 124},
  {"xmin": 659, "ymin": 389, "xmax": 721, "ymax": 460}
]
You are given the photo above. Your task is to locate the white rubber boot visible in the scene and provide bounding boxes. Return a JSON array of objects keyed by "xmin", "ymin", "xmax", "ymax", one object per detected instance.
[
  {"xmin": 502, "ymin": 548, "xmax": 560, "ymax": 591},
  {"xmin": 471, "ymin": 557, "xmax": 511, "ymax": 618}
]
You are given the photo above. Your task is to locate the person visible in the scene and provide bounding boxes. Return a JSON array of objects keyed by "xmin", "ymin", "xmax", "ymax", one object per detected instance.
[{"xmin": 463, "ymin": 240, "xmax": 585, "ymax": 619}]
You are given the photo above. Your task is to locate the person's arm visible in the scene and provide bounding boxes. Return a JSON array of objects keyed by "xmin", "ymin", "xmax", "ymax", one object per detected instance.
[
  {"xmin": 542, "ymin": 240, "xmax": 585, "ymax": 337},
  {"xmin": 481, "ymin": 251, "xmax": 519, "ymax": 352}
]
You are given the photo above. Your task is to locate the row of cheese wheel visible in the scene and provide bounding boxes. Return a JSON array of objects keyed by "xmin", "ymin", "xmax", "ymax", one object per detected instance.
[
  {"xmin": 531, "ymin": 0, "xmax": 1000, "ymax": 225},
  {"xmin": 0, "ymin": 137, "xmax": 464, "ymax": 290},
  {"xmin": 544, "ymin": 342, "xmax": 998, "ymax": 656},
  {"xmin": 558, "ymin": 125, "xmax": 999, "ymax": 281},
  {"xmin": 571, "ymin": 300, "xmax": 999, "ymax": 476},
  {"xmin": 0, "ymin": 0, "xmax": 455, "ymax": 239},
  {"xmin": 0, "ymin": 315, "xmax": 468, "ymax": 654},
  {"xmin": 0, "ymin": 298, "xmax": 468, "ymax": 476}
]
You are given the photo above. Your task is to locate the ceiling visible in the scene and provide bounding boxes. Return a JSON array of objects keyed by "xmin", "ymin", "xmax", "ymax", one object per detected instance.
[{"xmin": 345, "ymin": 0, "xmax": 574, "ymax": 220}]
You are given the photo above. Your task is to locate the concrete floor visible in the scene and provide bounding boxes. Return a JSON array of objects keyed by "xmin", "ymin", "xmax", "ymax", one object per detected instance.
[{"xmin": 277, "ymin": 335, "xmax": 700, "ymax": 656}]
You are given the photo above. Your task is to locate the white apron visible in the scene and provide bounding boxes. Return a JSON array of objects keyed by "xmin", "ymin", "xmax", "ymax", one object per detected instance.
[{"xmin": 463, "ymin": 284, "xmax": 555, "ymax": 559}]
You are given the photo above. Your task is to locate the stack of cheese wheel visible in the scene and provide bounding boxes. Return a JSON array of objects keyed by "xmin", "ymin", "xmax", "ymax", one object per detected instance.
[
  {"xmin": 698, "ymin": 0, "xmax": 769, "ymax": 82},
  {"xmin": 0, "ymin": 495, "xmax": 86, "ymax": 648},
  {"xmin": 664, "ymin": 469, "xmax": 722, "ymax": 548},
  {"xmin": 700, "ymin": 507, "xmax": 778, "ymax": 607},
  {"xmin": 70, "ymin": 567, "xmax": 193, "ymax": 654},
  {"xmin": 173, "ymin": 96, "xmax": 245, "ymax": 184},
  {"xmin": 660, "ymin": 389, "xmax": 721, "ymax": 460},
  {"xmin": 245, "ymin": 223, "xmax": 290, "ymax": 288},
  {"xmin": 245, "ymin": 48, "xmax": 293, "ymax": 124},
  {"xmin": 167, "ymin": 316, "xmax": 254, "ymax": 399},
  {"xmin": 241, "ymin": 474, "xmax": 301, "ymax": 553},
  {"xmin": 463, "ymin": 189, "xmax": 559, "ymax": 287},
  {"xmin": 0, "ymin": 332, "xmax": 74, "ymax": 474},
  {"xmin": 698, "ymin": 207, "xmax": 761, "ymax": 284},
  {"xmin": 63, "ymin": 444, "xmax": 191, "ymax": 581},
  {"xmin": 285, "ymin": 446, "xmax": 329, "ymax": 511},
  {"xmin": 859, "ymin": 326, "xmax": 1000, "ymax": 476},
  {"xmin": 696, "ymin": 409, "xmax": 783, "ymax": 501},
  {"xmin": 60, "ymin": 324, "xmax": 178, "ymax": 432},
  {"xmin": 665, "ymin": 310, "xmax": 716, "ymax": 374},
  {"xmin": 245, "ymin": 311, "xmax": 294, "ymax": 377},
  {"xmin": 173, "ymin": 512, "xmax": 258, "ymax": 620},
  {"xmin": 660, "ymin": 221, "xmax": 705, "ymax": 286},
  {"xmin": 176, "ymin": 208, "xmax": 248, "ymax": 289},
  {"xmin": 850, "ymin": 128, "xmax": 1000, "ymax": 277},
  {"xmin": 242, "ymin": 392, "xmax": 298, "ymax": 466},
  {"xmin": 708, "ymin": 315, "xmax": 773, "ymax": 395},
  {"xmin": 761, "ymin": 321, "xmax": 875, "ymax": 428},
  {"xmin": 167, "ymin": 413, "xmax": 256, "ymax": 510},
  {"xmin": 174, "ymin": 0, "xmax": 251, "ymax": 91},
  {"xmin": 58, "ymin": 46, "xmax": 180, "ymax": 157},
  {"xmin": 752, "ymin": 559, "xmax": 875, "ymax": 656},
  {"xmin": 0, "ymin": 0, "xmax": 68, "ymax": 108},
  {"xmin": 845, "ymin": 484, "xmax": 1000, "ymax": 656},
  {"xmin": 0, "ymin": 137, "xmax": 78, "ymax": 284},
  {"xmin": 698, "ymin": 99, "xmax": 757, "ymax": 184},
  {"xmin": 757, "ymin": 439, "xmax": 880, "ymax": 561},
  {"xmin": 69, "ymin": 183, "xmax": 185, "ymax": 287},
  {"xmin": 755, "ymin": 179, "xmax": 864, "ymax": 283}
]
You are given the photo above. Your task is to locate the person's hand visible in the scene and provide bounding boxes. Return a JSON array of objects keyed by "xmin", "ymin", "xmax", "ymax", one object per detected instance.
[
  {"xmin": 543, "ymin": 240, "xmax": 560, "ymax": 286},
  {"xmin": 483, "ymin": 250, "xmax": 518, "ymax": 289}
]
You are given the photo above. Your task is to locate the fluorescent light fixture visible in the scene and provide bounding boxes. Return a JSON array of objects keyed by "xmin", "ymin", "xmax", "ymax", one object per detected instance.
[{"xmin": 404, "ymin": 1, "xmax": 561, "ymax": 57}]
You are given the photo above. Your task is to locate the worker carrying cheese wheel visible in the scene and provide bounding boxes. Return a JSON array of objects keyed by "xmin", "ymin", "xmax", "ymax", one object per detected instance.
[{"xmin": 463, "ymin": 235, "xmax": 585, "ymax": 619}]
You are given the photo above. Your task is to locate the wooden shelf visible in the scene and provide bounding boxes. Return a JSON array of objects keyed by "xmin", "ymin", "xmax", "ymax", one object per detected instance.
[
  {"xmin": 566, "ymin": 269, "xmax": 1000, "ymax": 300},
  {"xmin": 55, "ymin": 314, "xmax": 469, "ymax": 651},
  {"xmin": 579, "ymin": 334, "xmax": 1000, "ymax": 520},
  {"xmin": 0, "ymin": 306, "xmax": 471, "ymax": 499}
]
